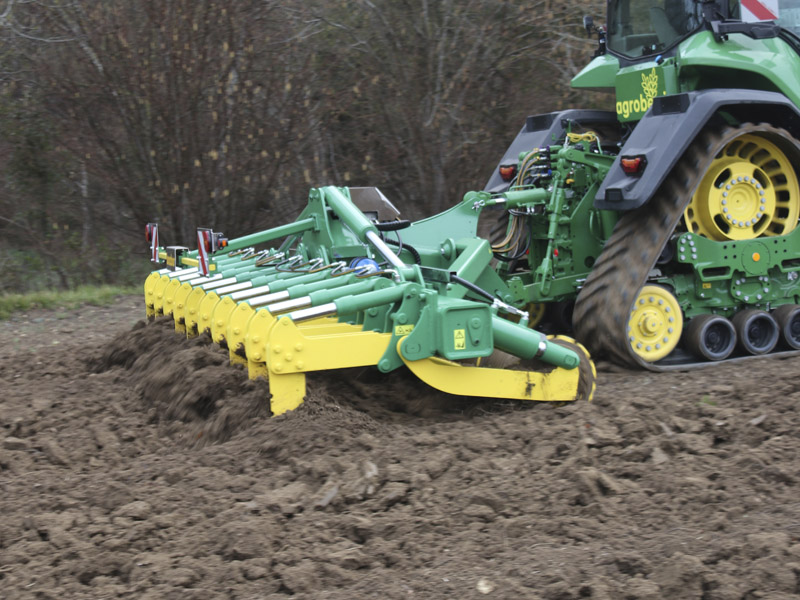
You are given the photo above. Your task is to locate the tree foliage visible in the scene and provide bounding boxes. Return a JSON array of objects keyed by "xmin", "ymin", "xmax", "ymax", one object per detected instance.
[{"xmin": 0, "ymin": 0, "xmax": 605, "ymax": 291}]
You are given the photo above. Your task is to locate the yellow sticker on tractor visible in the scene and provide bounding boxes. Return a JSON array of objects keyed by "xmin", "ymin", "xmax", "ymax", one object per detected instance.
[
  {"xmin": 615, "ymin": 66, "xmax": 664, "ymax": 122},
  {"xmin": 454, "ymin": 328, "xmax": 466, "ymax": 350},
  {"xmin": 394, "ymin": 324, "xmax": 414, "ymax": 336}
]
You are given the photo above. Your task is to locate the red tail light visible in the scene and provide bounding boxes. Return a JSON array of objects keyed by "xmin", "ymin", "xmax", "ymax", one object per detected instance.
[
  {"xmin": 620, "ymin": 155, "xmax": 647, "ymax": 174},
  {"xmin": 499, "ymin": 164, "xmax": 517, "ymax": 181}
]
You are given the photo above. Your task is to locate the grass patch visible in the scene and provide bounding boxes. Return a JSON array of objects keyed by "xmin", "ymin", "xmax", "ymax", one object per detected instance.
[{"xmin": 0, "ymin": 285, "xmax": 139, "ymax": 320}]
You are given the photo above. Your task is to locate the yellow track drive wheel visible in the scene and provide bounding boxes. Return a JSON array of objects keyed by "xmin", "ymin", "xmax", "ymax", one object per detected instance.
[
  {"xmin": 527, "ymin": 303, "xmax": 546, "ymax": 328},
  {"xmin": 505, "ymin": 303, "xmax": 546, "ymax": 329},
  {"xmin": 627, "ymin": 285, "xmax": 683, "ymax": 362},
  {"xmin": 684, "ymin": 133, "xmax": 800, "ymax": 240}
]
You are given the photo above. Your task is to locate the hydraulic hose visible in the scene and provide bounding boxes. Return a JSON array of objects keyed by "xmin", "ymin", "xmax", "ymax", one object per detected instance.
[
  {"xmin": 384, "ymin": 237, "xmax": 422, "ymax": 265},
  {"xmin": 449, "ymin": 274, "xmax": 496, "ymax": 302}
]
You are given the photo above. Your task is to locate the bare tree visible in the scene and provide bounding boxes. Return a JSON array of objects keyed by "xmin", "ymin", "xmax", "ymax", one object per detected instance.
[
  {"xmin": 307, "ymin": 0, "xmax": 604, "ymax": 216},
  {"xmin": 0, "ymin": 0, "xmax": 604, "ymax": 290},
  {"xmin": 2, "ymin": 1, "xmax": 323, "ymax": 245}
]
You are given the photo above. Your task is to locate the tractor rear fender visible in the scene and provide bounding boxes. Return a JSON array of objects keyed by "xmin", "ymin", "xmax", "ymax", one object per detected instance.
[
  {"xmin": 484, "ymin": 109, "xmax": 619, "ymax": 193},
  {"xmin": 595, "ymin": 89, "xmax": 800, "ymax": 210}
]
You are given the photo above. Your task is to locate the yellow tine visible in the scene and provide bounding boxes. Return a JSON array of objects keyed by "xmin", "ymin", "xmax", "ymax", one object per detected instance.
[
  {"xmin": 197, "ymin": 291, "xmax": 221, "ymax": 336},
  {"xmin": 172, "ymin": 282, "xmax": 194, "ymax": 334},
  {"xmin": 244, "ymin": 309, "xmax": 276, "ymax": 379},
  {"xmin": 144, "ymin": 271, "xmax": 164, "ymax": 317},
  {"xmin": 267, "ymin": 317, "xmax": 390, "ymax": 375},
  {"xmin": 268, "ymin": 372, "xmax": 307, "ymax": 416},
  {"xmin": 162, "ymin": 278, "xmax": 183, "ymax": 317},
  {"xmin": 227, "ymin": 303, "xmax": 255, "ymax": 365},
  {"xmin": 211, "ymin": 296, "xmax": 239, "ymax": 345},
  {"xmin": 184, "ymin": 286, "xmax": 207, "ymax": 338},
  {"xmin": 152, "ymin": 274, "xmax": 173, "ymax": 315},
  {"xmin": 262, "ymin": 317, "xmax": 392, "ymax": 416},
  {"xmin": 245, "ymin": 313, "xmax": 360, "ymax": 381}
]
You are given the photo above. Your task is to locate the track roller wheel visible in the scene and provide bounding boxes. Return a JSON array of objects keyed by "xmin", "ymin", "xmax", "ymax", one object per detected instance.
[
  {"xmin": 685, "ymin": 314, "xmax": 736, "ymax": 361},
  {"xmin": 771, "ymin": 304, "xmax": 800, "ymax": 349},
  {"xmin": 683, "ymin": 132, "xmax": 800, "ymax": 241},
  {"xmin": 731, "ymin": 309, "xmax": 779, "ymax": 355},
  {"xmin": 627, "ymin": 285, "xmax": 683, "ymax": 362}
]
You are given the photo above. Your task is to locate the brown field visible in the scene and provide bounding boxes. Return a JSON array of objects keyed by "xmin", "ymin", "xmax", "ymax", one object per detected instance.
[{"xmin": 2, "ymin": 296, "xmax": 799, "ymax": 599}]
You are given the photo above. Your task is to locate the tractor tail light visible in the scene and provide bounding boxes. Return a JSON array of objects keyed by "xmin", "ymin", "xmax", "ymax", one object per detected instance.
[
  {"xmin": 620, "ymin": 155, "xmax": 647, "ymax": 175},
  {"xmin": 499, "ymin": 164, "xmax": 517, "ymax": 181}
]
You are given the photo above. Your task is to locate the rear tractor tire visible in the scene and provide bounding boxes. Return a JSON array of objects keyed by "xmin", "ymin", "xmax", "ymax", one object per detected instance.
[
  {"xmin": 685, "ymin": 314, "xmax": 736, "ymax": 361},
  {"xmin": 627, "ymin": 285, "xmax": 683, "ymax": 363}
]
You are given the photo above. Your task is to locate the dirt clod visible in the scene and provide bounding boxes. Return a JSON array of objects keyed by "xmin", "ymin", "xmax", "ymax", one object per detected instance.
[{"xmin": 3, "ymin": 436, "xmax": 29, "ymax": 451}]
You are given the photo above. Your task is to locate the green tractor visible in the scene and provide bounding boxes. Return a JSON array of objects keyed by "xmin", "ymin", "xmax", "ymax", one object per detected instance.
[
  {"xmin": 144, "ymin": 0, "xmax": 800, "ymax": 415},
  {"xmin": 483, "ymin": 0, "xmax": 800, "ymax": 369}
]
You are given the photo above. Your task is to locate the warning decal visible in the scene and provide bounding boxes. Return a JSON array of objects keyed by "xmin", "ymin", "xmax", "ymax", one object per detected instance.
[
  {"xmin": 741, "ymin": 0, "xmax": 778, "ymax": 21},
  {"xmin": 453, "ymin": 329, "xmax": 466, "ymax": 350},
  {"xmin": 394, "ymin": 324, "xmax": 414, "ymax": 336}
]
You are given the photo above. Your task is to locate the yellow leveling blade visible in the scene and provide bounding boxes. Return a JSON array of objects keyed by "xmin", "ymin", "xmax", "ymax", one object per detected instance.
[{"xmin": 398, "ymin": 337, "xmax": 585, "ymax": 402}]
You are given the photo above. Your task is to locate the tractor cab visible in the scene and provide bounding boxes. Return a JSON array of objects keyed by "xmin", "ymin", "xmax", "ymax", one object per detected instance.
[
  {"xmin": 574, "ymin": 0, "xmax": 800, "ymax": 122},
  {"xmin": 607, "ymin": 0, "xmax": 708, "ymax": 59},
  {"xmin": 603, "ymin": 1, "xmax": 800, "ymax": 61}
]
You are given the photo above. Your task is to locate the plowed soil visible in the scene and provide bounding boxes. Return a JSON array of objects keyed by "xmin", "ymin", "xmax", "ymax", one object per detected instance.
[{"xmin": 2, "ymin": 295, "xmax": 800, "ymax": 599}]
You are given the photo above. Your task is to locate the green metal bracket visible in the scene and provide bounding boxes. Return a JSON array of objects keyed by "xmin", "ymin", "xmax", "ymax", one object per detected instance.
[
  {"xmin": 664, "ymin": 229, "xmax": 800, "ymax": 317},
  {"xmin": 377, "ymin": 286, "xmax": 427, "ymax": 373},
  {"xmin": 398, "ymin": 294, "xmax": 494, "ymax": 362}
]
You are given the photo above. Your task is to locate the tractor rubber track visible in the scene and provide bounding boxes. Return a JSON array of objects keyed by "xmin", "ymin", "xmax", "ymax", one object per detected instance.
[{"xmin": 573, "ymin": 122, "xmax": 800, "ymax": 371}]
